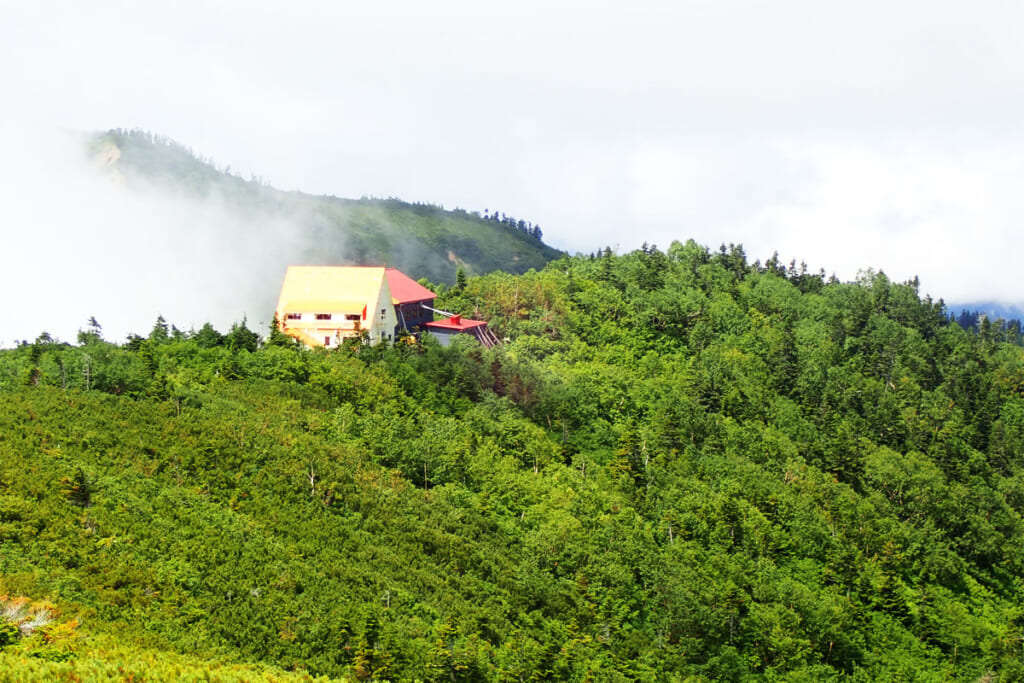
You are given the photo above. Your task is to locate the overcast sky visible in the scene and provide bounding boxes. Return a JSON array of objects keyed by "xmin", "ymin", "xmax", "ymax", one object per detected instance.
[{"xmin": 3, "ymin": 1, "xmax": 1024, "ymax": 344}]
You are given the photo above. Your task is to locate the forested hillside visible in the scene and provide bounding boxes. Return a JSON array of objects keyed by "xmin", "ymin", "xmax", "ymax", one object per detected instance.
[
  {"xmin": 3, "ymin": 241, "xmax": 1024, "ymax": 680},
  {"xmin": 92, "ymin": 129, "xmax": 563, "ymax": 286}
]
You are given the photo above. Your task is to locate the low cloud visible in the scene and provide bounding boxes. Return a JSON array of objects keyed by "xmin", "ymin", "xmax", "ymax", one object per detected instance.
[
  {"xmin": 0, "ymin": 119, "xmax": 309, "ymax": 347},
  {"xmin": 4, "ymin": 1, "xmax": 1024, "ymax": 327},
  {"xmin": 748, "ymin": 140, "xmax": 1024, "ymax": 302},
  {"xmin": 530, "ymin": 135, "xmax": 1024, "ymax": 307}
]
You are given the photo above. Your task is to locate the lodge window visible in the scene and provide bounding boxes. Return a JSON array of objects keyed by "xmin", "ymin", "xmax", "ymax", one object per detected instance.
[
  {"xmin": 286, "ymin": 313, "xmax": 301, "ymax": 320},
  {"xmin": 316, "ymin": 313, "xmax": 332, "ymax": 321},
  {"xmin": 346, "ymin": 314, "xmax": 361, "ymax": 321}
]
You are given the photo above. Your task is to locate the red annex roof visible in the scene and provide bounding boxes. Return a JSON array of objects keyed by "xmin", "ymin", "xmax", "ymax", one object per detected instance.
[
  {"xmin": 423, "ymin": 314, "xmax": 488, "ymax": 331},
  {"xmin": 385, "ymin": 268, "xmax": 437, "ymax": 304}
]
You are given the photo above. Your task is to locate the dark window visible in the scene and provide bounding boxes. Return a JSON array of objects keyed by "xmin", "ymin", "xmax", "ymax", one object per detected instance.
[
  {"xmin": 316, "ymin": 313, "xmax": 332, "ymax": 321},
  {"xmin": 324, "ymin": 336, "xmax": 331, "ymax": 346},
  {"xmin": 346, "ymin": 314, "xmax": 361, "ymax": 321},
  {"xmin": 380, "ymin": 308, "xmax": 387, "ymax": 320},
  {"xmin": 286, "ymin": 313, "xmax": 301, "ymax": 320}
]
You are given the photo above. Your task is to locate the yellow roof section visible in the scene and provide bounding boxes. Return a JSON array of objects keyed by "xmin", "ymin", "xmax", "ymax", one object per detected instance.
[{"xmin": 276, "ymin": 266, "xmax": 386, "ymax": 315}]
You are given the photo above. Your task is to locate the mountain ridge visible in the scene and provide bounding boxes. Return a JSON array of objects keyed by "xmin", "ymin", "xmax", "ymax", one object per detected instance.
[{"xmin": 90, "ymin": 129, "xmax": 565, "ymax": 287}]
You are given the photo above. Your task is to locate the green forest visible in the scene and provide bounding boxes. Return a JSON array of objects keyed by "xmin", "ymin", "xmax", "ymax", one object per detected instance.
[{"xmin": 3, "ymin": 241, "xmax": 1024, "ymax": 681}]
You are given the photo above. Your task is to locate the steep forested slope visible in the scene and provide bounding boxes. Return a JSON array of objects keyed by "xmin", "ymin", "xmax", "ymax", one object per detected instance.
[
  {"xmin": 3, "ymin": 242, "xmax": 1024, "ymax": 680},
  {"xmin": 90, "ymin": 129, "xmax": 563, "ymax": 286}
]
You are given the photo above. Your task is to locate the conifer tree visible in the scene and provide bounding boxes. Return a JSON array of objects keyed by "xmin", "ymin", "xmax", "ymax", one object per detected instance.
[{"xmin": 266, "ymin": 314, "xmax": 295, "ymax": 348}]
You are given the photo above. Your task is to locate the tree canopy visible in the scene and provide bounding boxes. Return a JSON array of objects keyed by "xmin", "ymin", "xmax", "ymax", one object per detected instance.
[{"xmin": 2, "ymin": 241, "xmax": 1023, "ymax": 680}]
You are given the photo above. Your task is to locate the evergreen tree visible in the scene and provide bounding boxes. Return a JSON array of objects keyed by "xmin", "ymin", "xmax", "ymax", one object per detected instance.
[
  {"xmin": 59, "ymin": 467, "xmax": 92, "ymax": 508},
  {"xmin": 266, "ymin": 314, "xmax": 295, "ymax": 348},
  {"xmin": 149, "ymin": 315, "xmax": 170, "ymax": 344},
  {"xmin": 193, "ymin": 323, "xmax": 225, "ymax": 349},
  {"xmin": 226, "ymin": 318, "xmax": 259, "ymax": 352},
  {"xmin": 78, "ymin": 317, "xmax": 103, "ymax": 345}
]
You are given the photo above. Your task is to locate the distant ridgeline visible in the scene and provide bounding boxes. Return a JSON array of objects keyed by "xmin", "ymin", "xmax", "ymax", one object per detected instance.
[
  {"xmin": 89, "ymin": 128, "xmax": 563, "ymax": 285},
  {"xmin": 950, "ymin": 306, "xmax": 1024, "ymax": 345}
]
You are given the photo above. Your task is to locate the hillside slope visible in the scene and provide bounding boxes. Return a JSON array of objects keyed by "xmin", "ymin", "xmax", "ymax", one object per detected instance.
[
  {"xmin": 90, "ymin": 129, "xmax": 564, "ymax": 286},
  {"xmin": 3, "ymin": 243, "xmax": 1024, "ymax": 679}
]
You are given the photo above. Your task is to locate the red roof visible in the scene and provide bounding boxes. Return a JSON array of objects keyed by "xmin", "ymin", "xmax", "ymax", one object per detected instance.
[
  {"xmin": 385, "ymin": 268, "xmax": 437, "ymax": 304},
  {"xmin": 423, "ymin": 314, "xmax": 488, "ymax": 331}
]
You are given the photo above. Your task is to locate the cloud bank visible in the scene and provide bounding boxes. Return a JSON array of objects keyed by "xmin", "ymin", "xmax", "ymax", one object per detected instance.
[
  {"xmin": 3, "ymin": 0, "xmax": 1024, "ymax": 342},
  {"xmin": 0, "ymin": 118, "xmax": 306, "ymax": 346}
]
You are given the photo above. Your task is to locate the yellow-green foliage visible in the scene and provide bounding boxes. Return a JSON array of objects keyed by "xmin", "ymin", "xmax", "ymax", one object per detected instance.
[
  {"xmin": 0, "ymin": 633, "xmax": 335, "ymax": 682},
  {"xmin": 0, "ymin": 589, "xmax": 333, "ymax": 681}
]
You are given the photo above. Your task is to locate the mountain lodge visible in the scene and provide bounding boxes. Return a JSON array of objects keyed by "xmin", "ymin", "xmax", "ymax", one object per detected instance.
[{"xmin": 275, "ymin": 266, "xmax": 496, "ymax": 348}]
